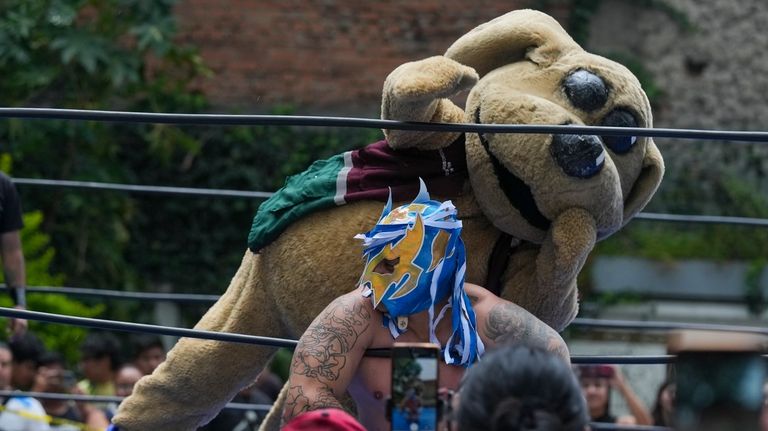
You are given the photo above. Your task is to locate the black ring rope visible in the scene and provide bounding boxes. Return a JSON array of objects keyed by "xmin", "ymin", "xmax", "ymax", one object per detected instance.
[
  {"xmin": 0, "ymin": 307, "xmax": 677, "ymax": 364},
  {"xmin": 3, "ymin": 108, "xmax": 768, "ymax": 142},
  {"xmin": 13, "ymin": 178, "xmax": 273, "ymax": 199},
  {"xmin": 0, "ymin": 390, "xmax": 271, "ymax": 412},
  {"xmin": 0, "ymin": 284, "xmax": 219, "ymax": 303},
  {"xmin": 5, "ymin": 285, "xmax": 767, "ymax": 338},
  {"xmin": 0, "ymin": 307, "xmax": 297, "ymax": 349},
  {"xmin": 12, "ymin": 178, "xmax": 768, "ymax": 227}
]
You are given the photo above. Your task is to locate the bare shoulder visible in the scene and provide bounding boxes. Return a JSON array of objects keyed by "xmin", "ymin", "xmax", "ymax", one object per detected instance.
[
  {"xmin": 472, "ymin": 289, "xmax": 570, "ymax": 362},
  {"xmin": 463, "ymin": 283, "xmax": 496, "ymax": 307}
]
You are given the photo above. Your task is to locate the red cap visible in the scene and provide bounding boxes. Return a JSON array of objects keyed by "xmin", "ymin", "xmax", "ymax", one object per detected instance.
[
  {"xmin": 576, "ymin": 364, "xmax": 614, "ymax": 379},
  {"xmin": 282, "ymin": 408, "xmax": 366, "ymax": 431}
]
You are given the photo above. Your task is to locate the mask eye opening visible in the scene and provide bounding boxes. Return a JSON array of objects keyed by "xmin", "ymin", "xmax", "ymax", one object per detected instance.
[{"xmin": 373, "ymin": 257, "xmax": 400, "ymax": 275}]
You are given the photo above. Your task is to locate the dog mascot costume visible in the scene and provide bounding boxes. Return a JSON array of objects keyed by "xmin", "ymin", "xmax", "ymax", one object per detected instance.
[{"xmin": 113, "ymin": 9, "xmax": 664, "ymax": 431}]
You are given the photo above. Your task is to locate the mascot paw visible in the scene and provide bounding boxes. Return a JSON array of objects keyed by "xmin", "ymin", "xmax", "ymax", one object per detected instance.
[
  {"xmin": 546, "ymin": 207, "xmax": 597, "ymax": 279},
  {"xmin": 384, "ymin": 55, "xmax": 478, "ymax": 104},
  {"xmin": 382, "ymin": 56, "xmax": 478, "ymax": 150}
]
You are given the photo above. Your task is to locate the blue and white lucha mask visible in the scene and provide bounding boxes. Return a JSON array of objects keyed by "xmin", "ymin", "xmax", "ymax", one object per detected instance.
[{"xmin": 355, "ymin": 180, "xmax": 484, "ymax": 366}]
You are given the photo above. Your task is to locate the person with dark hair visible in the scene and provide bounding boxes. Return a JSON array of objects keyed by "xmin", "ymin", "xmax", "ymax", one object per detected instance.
[
  {"xmin": 32, "ymin": 351, "xmax": 110, "ymax": 430},
  {"xmin": 454, "ymin": 344, "xmax": 589, "ymax": 431},
  {"xmin": 576, "ymin": 364, "xmax": 652, "ymax": 426},
  {"xmin": 129, "ymin": 335, "xmax": 165, "ymax": 376},
  {"xmin": 652, "ymin": 379, "xmax": 675, "ymax": 427},
  {"xmin": 0, "ymin": 341, "xmax": 50, "ymax": 430},
  {"xmin": 77, "ymin": 332, "xmax": 121, "ymax": 399},
  {"xmin": 9, "ymin": 332, "xmax": 45, "ymax": 390},
  {"xmin": 0, "ymin": 171, "xmax": 28, "ymax": 337}
]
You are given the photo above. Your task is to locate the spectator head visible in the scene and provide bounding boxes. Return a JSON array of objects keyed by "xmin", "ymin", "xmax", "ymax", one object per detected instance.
[
  {"xmin": 34, "ymin": 351, "xmax": 76, "ymax": 394},
  {"xmin": 9, "ymin": 332, "xmax": 45, "ymax": 390},
  {"xmin": 652, "ymin": 379, "xmax": 676, "ymax": 427},
  {"xmin": 0, "ymin": 342, "xmax": 12, "ymax": 390},
  {"xmin": 457, "ymin": 344, "xmax": 588, "ymax": 431},
  {"xmin": 130, "ymin": 334, "xmax": 166, "ymax": 375},
  {"xmin": 79, "ymin": 332, "xmax": 121, "ymax": 383},
  {"xmin": 115, "ymin": 364, "xmax": 143, "ymax": 397},
  {"xmin": 575, "ymin": 364, "xmax": 614, "ymax": 420}
]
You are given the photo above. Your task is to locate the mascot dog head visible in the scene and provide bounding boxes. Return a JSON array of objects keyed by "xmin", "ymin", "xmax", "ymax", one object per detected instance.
[{"xmin": 446, "ymin": 10, "xmax": 664, "ymax": 243}]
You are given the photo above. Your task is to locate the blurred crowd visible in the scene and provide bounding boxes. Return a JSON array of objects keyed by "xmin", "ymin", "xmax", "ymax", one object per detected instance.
[
  {"xmin": 0, "ymin": 330, "xmax": 284, "ymax": 431},
  {"xmin": 5, "ymin": 329, "xmax": 768, "ymax": 431}
]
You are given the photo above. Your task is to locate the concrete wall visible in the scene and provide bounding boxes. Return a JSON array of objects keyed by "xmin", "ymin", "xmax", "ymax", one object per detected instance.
[
  {"xmin": 586, "ymin": 0, "xmax": 768, "ymax": 212},
  {"xmin": 592, "ymin": 257, "xmax": 768, "ymax": 302}
]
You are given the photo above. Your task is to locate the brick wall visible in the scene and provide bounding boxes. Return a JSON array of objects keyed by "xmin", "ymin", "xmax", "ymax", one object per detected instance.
[{"xmin": 174, "ymin": 1, "xmax": 569, "ymax": 115}]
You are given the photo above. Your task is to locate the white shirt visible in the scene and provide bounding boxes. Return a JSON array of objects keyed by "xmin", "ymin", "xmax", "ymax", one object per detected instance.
[{"xmin": 0, "ymin": 396, "xmax": 51, "ymax": 431}]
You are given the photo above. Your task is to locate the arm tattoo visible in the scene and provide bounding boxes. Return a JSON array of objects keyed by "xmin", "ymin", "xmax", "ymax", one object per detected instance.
[
  {"xmin": 283, "ymin": 385, "xmax": 344, "ymax": 424},
  {"xmin": 284, "ymin": 386, "xmax": 311, "ymax": 419},
  {"xmin": 484, "ymin": 302, "xmax": 568, "ymax": 359},
  {"xmin": 291, "ymin": 295, "xmax": 370, "ymax": 383},
  {"xmin": 283, "ymin": 295, "xmax": 370, "ymax": 421}
]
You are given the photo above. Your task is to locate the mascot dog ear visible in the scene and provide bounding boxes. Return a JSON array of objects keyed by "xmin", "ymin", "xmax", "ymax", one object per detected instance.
[
  {"xmin": 445, "ymin": 10, "xmax": 581, "ymax": 75},
  {"xmin": 622, "ymin": 142, "xmax": 664, "ymax": 226}
]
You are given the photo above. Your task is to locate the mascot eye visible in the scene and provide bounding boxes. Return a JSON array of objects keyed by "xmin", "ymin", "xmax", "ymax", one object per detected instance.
[{"xmin": 600, "ymin": 109, "xmax": 638, "ymax": 154}]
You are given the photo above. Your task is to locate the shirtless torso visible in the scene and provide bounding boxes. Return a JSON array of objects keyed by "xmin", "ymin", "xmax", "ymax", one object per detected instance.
[{"xmin": 282, "ymin": 283, "xmax": 569, "ymax": 431}]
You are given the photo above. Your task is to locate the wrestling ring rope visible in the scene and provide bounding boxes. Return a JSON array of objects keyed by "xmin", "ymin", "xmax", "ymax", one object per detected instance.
[{"xmin": 2, "ymin": 107, "xmax": 766, "ymax": 431}]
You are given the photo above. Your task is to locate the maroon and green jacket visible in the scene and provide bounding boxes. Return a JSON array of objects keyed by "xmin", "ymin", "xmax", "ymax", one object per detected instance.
[{"xmin": 248, "ymin": 137, "xmax": 467, "ymax": 252}]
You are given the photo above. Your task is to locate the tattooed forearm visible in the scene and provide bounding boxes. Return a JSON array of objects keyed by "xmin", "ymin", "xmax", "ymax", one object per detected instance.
[
  {"xmin": 484, "ymin": 302, "xmax": 570, "ymax": 361},
  {"xmin": 282, "ymin": 384, "xmax": 344, "ymax": 423},
  {"xmin": 313, "ymin": 385, "xmax": 344, "ymax": 410},
  {"xmin": 283, "ymin": 295, "xmax": 371, "ymax": 422},
  {"xmin": 291, "ymin": 295, "xmax": 371, "ymax": 383},
  {"xmin": 283, "ymin": 385, "xmax": 311, "ymax": 421}
]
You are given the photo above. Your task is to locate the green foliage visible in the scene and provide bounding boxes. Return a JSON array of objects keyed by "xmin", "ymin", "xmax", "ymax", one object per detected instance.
[
  {"xmin": 0, "ymin": 294, "xmax": 105, "ymax": 365},
  {"xmin": 122, "ymin": 116, "xmax": 380, "ymax": 296},
  {"xmin": 0, "ymin": 174, "xmax": 102, "ymax": 364},
  {"xmin": 21, "ymin": 211, "xmax": 66, "ymax": 286},
  {"xmin": 0, "ymin": 0, "xmax": 386, "ymax": 333},
  {"xmin": 568, "ymin": 0, "xmax": 603, "ymax": 45},
  {"xmin": 596, "ymin": 175, "xmax": 768, "ymax": 261},
  {"xmin": 0, "ymin": 0, "xmax": 207, "ymax": 295},
  {"xmin": 391, "ymin": 357, "xmax": 423, "ymax": 403},
  {"xmin": 588, "ymin": 175, "xmax": 768, "ymax": 310}
]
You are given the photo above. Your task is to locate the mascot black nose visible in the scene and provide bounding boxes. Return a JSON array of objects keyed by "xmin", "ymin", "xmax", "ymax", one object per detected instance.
[
  {"xmin": 550, "ymin": 134, "xmax": 605, "ymax": 178},
  {"xmin": 563, "ymin": 69, "xmax": 609, "ymax": 112}
]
